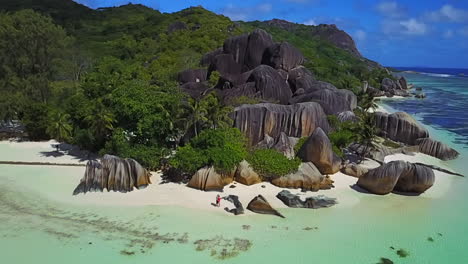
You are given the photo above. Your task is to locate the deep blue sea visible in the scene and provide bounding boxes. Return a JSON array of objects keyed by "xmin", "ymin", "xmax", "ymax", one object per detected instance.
[{"xmin": 385, "ymin": 67, "xmax": 468, "ymax": 148}]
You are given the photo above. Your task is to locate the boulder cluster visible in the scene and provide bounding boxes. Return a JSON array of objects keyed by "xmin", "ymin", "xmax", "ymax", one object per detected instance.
[
  {"xmin": 73, "ymin": 155, "xmax": 152, "ymax": 195},
  {"xmin": 357, "ymin": 161, "xmax": 435, "ymax": 195}
]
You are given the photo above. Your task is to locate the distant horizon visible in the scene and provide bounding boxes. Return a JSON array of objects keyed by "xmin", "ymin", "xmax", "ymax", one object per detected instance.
[{"xmin": 389, "ymin": 66, "xmax": 468, "ymax": 70}]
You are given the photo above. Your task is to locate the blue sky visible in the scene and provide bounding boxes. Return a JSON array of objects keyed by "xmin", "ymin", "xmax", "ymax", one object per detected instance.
[{"xmin": 75, "ymin": 0, "xmax": 468, "ymax": 68}]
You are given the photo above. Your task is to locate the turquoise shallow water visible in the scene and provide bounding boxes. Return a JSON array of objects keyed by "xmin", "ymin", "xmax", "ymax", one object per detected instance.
[{"xmin": 1, "ymin": 73, "xmax": 468, "ymax": 263}]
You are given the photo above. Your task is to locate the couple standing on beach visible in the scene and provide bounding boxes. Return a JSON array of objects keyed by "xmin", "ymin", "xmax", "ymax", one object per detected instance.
[{"xmin": 215, "ymin": 194, "xmax": 222, "ymax": 207}]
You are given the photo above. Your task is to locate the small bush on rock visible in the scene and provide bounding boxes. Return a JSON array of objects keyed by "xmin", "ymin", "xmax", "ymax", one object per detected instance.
[{"xmin": 247, "ymin": 149, "xmax": 301, "ymax": 179}]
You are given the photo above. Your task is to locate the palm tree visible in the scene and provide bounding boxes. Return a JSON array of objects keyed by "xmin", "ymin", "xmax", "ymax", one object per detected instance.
[
  {"xmin": 201, "ymin": 93, "xmax": 233, "ymax": 129},
  {"xmin": 358, "ymin": 92, "xmax": 378, "ymax": 112},
  {"xmin": 46, "ymin": 111, "xmax": 72, "ymax": 142},
  {"xmin": 182, "ymin": 97, "xmax": 208, "ymax": 137},
  {"xmin": 85, "ymin": 101, "xmax": 115, "ymax": 144},
  {"xmin": 353, "ymin": 108, "xmax": 378, "ymax": 162}
]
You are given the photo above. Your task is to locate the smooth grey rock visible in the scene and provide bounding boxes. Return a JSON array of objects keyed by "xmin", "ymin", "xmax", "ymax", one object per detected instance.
[
  {"xmin": 187, "ymin": 166, "xmax": 233, "ymax": 191},
  {"xmin": 224, "ymin": 195, "xmax": 245, "ymax": 215},
  {"xmin": 374, "ymin": 112, "xmax": 429, "ymax": 145},
  {"xmin": 247, "ymin": 195, "xmax": 285, "ymax": 218},
  {"xmin": 417, "ymin": 138, "xmax": 459, "ymax": 161},
  {"xmin": 276, "ymin": 190, "xmax": 337, "ymax": 209},
  {"xmin": 271, "ymin": 162, "xmax": 325, "ymax": 191}
]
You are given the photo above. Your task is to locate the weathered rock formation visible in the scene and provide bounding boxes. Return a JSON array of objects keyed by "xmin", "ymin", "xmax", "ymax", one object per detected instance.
[
  {"xmin": 233, "ymin": 102, "xmax": 330, "ymax": 146},
  {"xmin": 246, "ymin": 65, "xmax": 292, "ymax": 104},
  {"xmin": 417, "ymin": 138, "xmax": 459, "ymax": 161},
  {"xmin": 290, "ymin": 83, "xmax": 357, "ymax": 115},
  {"xmin": 271, "ymin": 162, "xmax": 332, "ymax": 191},
  {"xmin": 398, "ymin": 76, "xmax": 408, "ymax": 90},
  {"xmin": 374, "ymin": 112, "xmax": 429, "ymax": 145},
  {"xmin": 297, "ymin": 127, "xmax": 341, "ymax": 174},
  {"xmin": 271, "ymin": 132, "xmax": 298, "ymax": 159},
  {"xmin": 235, "ymin": 160, "xmax": 262, "ymax": 185},
  {"xmin": 73, "ymin": 155, "xmax": 151, "ymax": 195},
  {"xmin": 247, "ymin": 195, "xmax": 285, "ymax": 218},
  {"xmin": 262, "ymin": 42, "xmax": 304, "ymax": 71},
  {"xmin": 177, "ymin": 69, "xmax": 207, "ymax": 84},
  {"xmin": 287, "ymin": 66, "xmax": 315, "ymax": 92},
  {"xmin": 187, "ymin": 166, "xmax": 233, "ymax": 191},
  {"xmin": 276, "ymin": 190, "xmax": 337, "ymax": 209},
  {"xmin": 357, "ymin": 160, "xmax": 435, "ymax": 195},
  {"xmin": 337, "ymin": 111, "xmax": 358, "ymax": 123},
  {"xmin": 341, "ymin": 162, "xmax": 368, "ymax": 178},
  {"xmin": 224, "ymin": 195, "xmax": 245, "ymax": 215}
]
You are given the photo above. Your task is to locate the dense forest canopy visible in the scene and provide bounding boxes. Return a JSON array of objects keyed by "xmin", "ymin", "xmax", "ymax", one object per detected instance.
[{"xmin": 0, "ymin": 0, "xmax": 391, "ymax": 170}]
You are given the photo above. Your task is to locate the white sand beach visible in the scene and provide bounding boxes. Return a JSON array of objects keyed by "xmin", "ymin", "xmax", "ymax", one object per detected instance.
[{"xmin": 0, "ymin": 140, "xmax": 458, "ymax": 216}]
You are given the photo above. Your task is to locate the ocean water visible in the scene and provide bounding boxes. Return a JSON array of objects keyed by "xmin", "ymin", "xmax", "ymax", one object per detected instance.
[{"xmin": 1, "ymin": 71, "xmax": 468, "ymax": 263}]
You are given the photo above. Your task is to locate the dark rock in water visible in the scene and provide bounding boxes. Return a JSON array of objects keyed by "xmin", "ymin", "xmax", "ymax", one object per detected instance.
[
  {"xmin": 245, "ymin": 29, "xmax": 275, "ymax": 70},
  {"xmin": 276, "ymin": 190, "xmax": 337, "ymax": 209},
  {"xmin": 297, "ymin": 128, "xmax": 341, "ymax": 174},
  {"xmin": 187, "ymin": 166, "xmax": 233, "ymax": 191},
  {"xmin": 235, "ymin": 160, "xmax": 262, "ymax": 186},
  {"xmin": 200, "ymin": 48, "xmax": 222, "ymax": 67},
  {"xmin": 167, "ymin": 21, "xmax": 187, "ymax": 33},
  {"xmin": 247, "ymin": 65, "xmax": 292, "ymax": 104},
  {"xmin": 398, "ymin": 76, "xmax": 408, "ymax": 90},
  {"xmin": 233, "ymin": 102, "xmax": 330, "ymax": 146},
  {"xmin": 73, "ymin": 155, "xmax": 151, "ymax": 195},
  {"xmin": 416, "ymin": 87, "xmax": 422, "ymax": 91},
  {"xmin": 357, "ymin": 160, "xmax": 435, "ymax": 195},
  {"xmin": 177, "ymin": 69, "xmax": 207, "ymax": 84},
  {"xmin": 247, "ymin": 195, "xmax": 285, "ymax": 218},
  {"xmin": 415, "ymin": 93, "xmax": 426, "ymax": 99},
  {"xmin": 416, "ymin": 138, "xmax": 459, "ymax": 161},
  {"xmin": 224, "ymin": 195, "xmax": 245, "ymax": 215},
  {"xmin": 374, "ymin": 112, "xmax": 429, "ymax": 145},
  {"xmin": 271, "ymin": 162, "xmax": 327, "ymax": 191},
  {"xmin": 262, "ymin": 42, "xmax": 304, "ymax": 71},
  {"xmin": 288, "ymin": 66, "xmax": 315, "ymax": 92}
]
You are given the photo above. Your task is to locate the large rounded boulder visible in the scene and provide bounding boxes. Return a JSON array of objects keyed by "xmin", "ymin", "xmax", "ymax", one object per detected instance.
[
  {"xmin": 290, "ymin": 88, "xmax": 357, "ymax": 115},
  {"xmin": 271, "ymin": 162, "xmax": 327, "ymax": 191},
  {"xmin": 297, "ymin": 127, "xmax": 341, "ymax": 174},
  {"xmin": 247, "ymin": 195, "xmax": 285, "ymax": 218},
  {"xmin": 245, "ymin": 29, "xmax": 275, "ymax": 70},
  {"xmin": 416, "ymin": 138, "xmax": 459, "ymax": 161},
  {"xmin": 357, "ymin": 161, "xmax": 435, "ymax": 195},
  {"xmin": 177, "ymin": 69, "xmax": 207, "ymax": 84},
  {"xmin": 247, "ymin": 65, "xmax": 292, "ymax": 104},
  {"xmin": 73, "ymin": 155, "xmax": 152, "ymax": 195},
  {"xmin": 233, "ymin": 102, "xmax": 330, "ymax": 146},
  {"xmin": 235, "ymin": 160, "xmax": 262, "ymax": 185},
  {"xmin": 374, "ymin": 112, "xmax": 429, "ymax": 145},
  {"xmin": 187, "ymin": 166, "xmax": 233, "ymax": 191},
  {"xmin": 262, "ymin": 42, "xmax": 304, "ymax": 71}
]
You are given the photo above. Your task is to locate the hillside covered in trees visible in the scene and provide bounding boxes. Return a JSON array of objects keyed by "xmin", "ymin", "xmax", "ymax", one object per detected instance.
[{"xmin": 0, "ymin": 0, "xmax": 395, "ymax": 171}]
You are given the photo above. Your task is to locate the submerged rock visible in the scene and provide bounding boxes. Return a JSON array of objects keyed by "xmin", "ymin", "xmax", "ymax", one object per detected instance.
[
  {"xmin": 235, "ymin": 160, "xmax": 262, "ymax": 186},
  {"xmin": 224, "ymin": 195, "xmax": 245, "ymax": 215},
  {"xmin": 416, "ymin": 138, "xmax": 459, "ymax": 161},
  {"xmin": 247, "ymin": 195, "xmax": 285, "ymax": 218},
  {"xmin": 233, "ymin": 102, "xmax": 330, "ymax": 146},
  {"xmin": 73, "ymin": 155, "xmax": 152, "ymax": 195},
  {"xmin": 297, "ymin": 127, "xmax": 341, "ymax": 174},
  {"xmin": 276, "ymin": 190, "xmax": 337, "ymax": 209},
  {"xmin": 357, "ymin": 160, "xmax": 435, "ymax": 195},
  {"xmin": 187, "ymin": 166, "xmax": 233, "ymax": 191},
  {"xmin": 374, "ymin": 112, "xmax": 429, "ymax": 145}
]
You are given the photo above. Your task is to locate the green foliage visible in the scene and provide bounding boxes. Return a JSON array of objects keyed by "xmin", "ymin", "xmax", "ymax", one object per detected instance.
[
  {"xmin": 247, "ymin": 149, "xmax": 301, "ymax": 179},
  {"xmin": 46, "ymin": 110, "xmax": 72, "ymax": 142},
  {"xmin": 171, "ymin": 128, "xmax": 248, "ymax": 174},
  {"xmin": 228, "ymin": 96, "xmax": 261, "ymax": 106},
  {"xmin": 353, "ymin": 108, "xmax": 378, "ymax": 160},
  {"xmin": 327, "ymin": 115, "xmax": 356, "ymax": 157},
  {"xmin": 382, "ymin": 138, "xmax": 401, "ymax": 149},
  {"xmin": 208, "ymin": 70, "xmax": 220, "ymax": 87},
  {"xmin": 21, "ymin": 102, "xmax": 51, "ymax": 140},
  {"xmin": 294, "ymin": 137, "xmax": 308, "ymax": 154}
]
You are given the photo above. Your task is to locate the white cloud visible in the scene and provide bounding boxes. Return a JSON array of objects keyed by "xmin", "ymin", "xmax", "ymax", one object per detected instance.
[
  {"xmin": 443, "ymin": 29, "xmax": 454, "ymax": 38},
  {"xmin": 222, "ymin": 3, "xmax": 273, "ymax": 21},
  {"xmin": 400, "ymin": 19, "xmax": 427, "ymax": 35},
  {"xmin": 426, "ymin": 5, "xmax": 468, "ymax": 23},
  {"xmin": 376, "ymin": 1, "xmax": 406, "ymax": 18},
  {"xmin": 354, "ymin": 30, "xmax": 367, "ymax": 41},
  {"xmin": 303, "ymin": 19, "xmax": 317, "ymax": 26}
]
